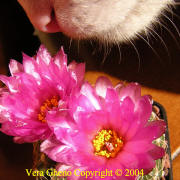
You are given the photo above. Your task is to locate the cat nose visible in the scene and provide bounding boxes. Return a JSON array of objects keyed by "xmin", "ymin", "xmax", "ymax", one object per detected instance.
[
  {"xmin": 33, "ymin": 10, "xmax": 60, "ymax": 33},
  {"xmin": 18, "ymin": 0, "xmax": 60, "ymax": 32}
]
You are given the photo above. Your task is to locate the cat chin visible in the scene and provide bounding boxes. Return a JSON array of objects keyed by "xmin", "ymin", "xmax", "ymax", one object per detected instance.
[{"xmin": 54, "ymin": 0, "xmax": 173, "ymax": 43}]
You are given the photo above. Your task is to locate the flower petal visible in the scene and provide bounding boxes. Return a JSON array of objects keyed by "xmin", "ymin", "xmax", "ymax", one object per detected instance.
[
  {"xmin": 148, "ymin": 144, "xmax": 165, "ymax": 160},
  {"xmin": 136, "ymin": 153, "xmax": 155, "ymax": 174},
  {"xmin": 41, "ymin": 136, "xmax": 73, "ymax": 163},
  {"xmin": 116, "ymin": 97, "xmax": 135, "ymax": 135},
  {"xmin": 131, "ymin": 120, "xmax": 166, "ymax": 142},
  {"xmin": 23, "ymin": 54, "xmax": 41, "ymax": 81},
  {"xmin": 9, "ymin": 59, "xmax": 23, "ymax": 76},
  {"xmin": 0, "ymin": 75, "xmax": 19, "ymax": 93},
  {"xmin": 36, "ymin": 44, "xmax": 52, "ymax": 65},
  {"xmin": 95, "ymin": 77, "xmax": 113, "ymax": 98},
  {"xmin": 80, "ymin": 82, "xmax": 101, "ymax": 110},
  {"xmin": 0, "ymin": 45, "xmax": 84, "ymax": 143},
  {"xmin": 46, "ymin": 110, "xmax": 76, "ymax": 145},
  {"xmin": 124, "ymin": 140, "xmax": 152, "ymax": 154},
  {"xmin": 68, "ymin": 61, "xmax": 85, "ymax": 85},
  {"xmin": 54, "ymin": 46, "xmax": 67, "ymax": 70},
  {"xmin": 115, "ymin": 151, "xmax": 138, "ymax": 169},
  {"xmin": 118, "ymin": 83, "xmax": 141, "ymax": 103}
]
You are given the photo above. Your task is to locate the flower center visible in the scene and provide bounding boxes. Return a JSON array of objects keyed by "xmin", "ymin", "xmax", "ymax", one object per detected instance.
[
  {"xmin": 92, "ymin": 129, "xmax": 123, "ymax": 159},
  {"xmin": 38, "ymin": 96, "xmax": 59, "ymax": 123}
]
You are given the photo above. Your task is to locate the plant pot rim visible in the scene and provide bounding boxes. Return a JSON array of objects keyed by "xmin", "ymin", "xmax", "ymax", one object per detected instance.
[{"xmin": 153, "ymin": 101, "xmax": 173, "ymax": 180}]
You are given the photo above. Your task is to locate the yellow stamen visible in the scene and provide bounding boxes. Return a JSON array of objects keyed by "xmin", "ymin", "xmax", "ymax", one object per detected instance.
[
  {"xmin": 92, "ymin": 129, "xmax": 123, "ymax": 158},
  {"xmin": 38, "ymin": 96, "xmax": 59, "ymax": 123}
]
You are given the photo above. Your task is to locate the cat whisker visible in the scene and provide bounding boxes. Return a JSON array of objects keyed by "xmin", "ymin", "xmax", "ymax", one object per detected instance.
[
  {"xmin": 145, "ymin": 28, "xmax": 158, "ymax": 41},
  {"xmin": 92, "ymin": 40, "xmax": 98, "ymax": 55},
  {"xmin": 77, "ymin": 39, "xmax": 80, "ymax": 55},
  {"xmin": 116, "ymin": 43, "xmax": 122, "ymax": 65},
  {"xmin": 68, "ymin": 38, "xmax": 73, "ymax": 51},
  {"xmin": 167, "ymin": 3, "xmax": 175, "ymax": 18},
  {"xmin": 170, "ymin": 11, "xmax": 180, "ymax": 21},
  {"xmin": 155, "ymin": 20, "xmax": 180, "ymax": 50},
  {"xmin": 136, "ymin": 33, "xmax": 162, "ymax": 64},
  {"xmin": 128, "ymin": 39, "xmax": 141, "ymax": 71},
  {"xmin": 97, "ymin": 40, "xmax": 102, "ymax": 54},
  {"xmin": 173, "ymin": 2, "xmax": 180, "ymax": 5},
  {"xmin": 162, "ymin": 13, "xmax": 180, "ymax": 38},
  {"xmin": 101, "ymin": 41, "xmax": 111, "ymax": 65},
  {"xmin": 144, "ymin": 29, "xmax": 151, "ymax": 44},
  {"xmin": 146, "ymin": 26, "xmax": 171, "ymax": 61}
]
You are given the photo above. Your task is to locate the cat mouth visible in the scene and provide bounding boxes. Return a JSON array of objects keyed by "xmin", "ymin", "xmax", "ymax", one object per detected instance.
[{"xmin": 42, "ymin": 8, "xmax": 61, "ymax": 33}]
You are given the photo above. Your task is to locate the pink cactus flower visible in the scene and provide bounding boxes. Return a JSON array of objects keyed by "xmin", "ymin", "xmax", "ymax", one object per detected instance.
[
  {"xmin": 41, "ymin": 77, "xmax": 166, "ymax": 179},
  {"xmin": 0, "ymin": 45, "xmax": 85, "ymax": 143}
]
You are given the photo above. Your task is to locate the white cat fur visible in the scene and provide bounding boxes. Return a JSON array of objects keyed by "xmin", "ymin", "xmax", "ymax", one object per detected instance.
[
  {"xmin": 54, "ymin": 0, "xmax": 173, "ymax": 42},
  {"xmin": 18, "ymin": 0, "xmax": 173, "ymax": 43}
]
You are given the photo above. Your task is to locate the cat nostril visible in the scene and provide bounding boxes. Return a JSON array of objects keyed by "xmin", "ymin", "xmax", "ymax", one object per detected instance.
[
  {"xmin": 17, "ymin": 0, "xmax": 60, "ymax": 32},
  {"xmin": 44, "ymin": 8, "xmax": 61, "ymax": 32},
  {"xmin": 50, "ymin": 8, "xmax": 55, "ymax": 20}
]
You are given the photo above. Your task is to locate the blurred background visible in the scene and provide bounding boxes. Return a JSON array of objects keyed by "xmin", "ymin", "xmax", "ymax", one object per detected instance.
[
  {"xmin": 0, "ymin": 1, "xmax": 39, "ymax": 180},
  {"xmin": 0, "ymin": 0, "xmax": 180, "ymax": 180}
]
